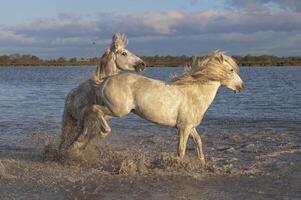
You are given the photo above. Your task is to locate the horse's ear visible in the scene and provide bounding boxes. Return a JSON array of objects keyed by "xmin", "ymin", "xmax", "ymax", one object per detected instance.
[
  {"xmin": 192, "ymin": 55, "xmax": 197, "ymax": 61},
  {"xmin": 217, "ymin": 50, "xmax": 227, "ymax": 63},
  {"xmin": 111, "ymin": 32, "xmax": 128, "ymax": 51},
  {"xmin": 184, "ymin": 63, "xmax": 191, "ymax": 73},
  {"xmin": 191, "ymin": 56, "xmax": 197, "ymax": 66},
  {"xmin": 220, "ymin": 54, "xmax": 224, "ymax": 63},
  {"xmin": 196, "ymin": 57, "xmax": 202, "ymax": 66}
]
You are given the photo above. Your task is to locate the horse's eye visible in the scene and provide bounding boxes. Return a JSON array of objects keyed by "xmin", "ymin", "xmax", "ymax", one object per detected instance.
[
  {"xmin": 230, "ymin": 69, "xmax": 234, "ymax": 72},
  {"xmin": 121, "ymin": 52, "xmax": 127, "ymax": 56}
]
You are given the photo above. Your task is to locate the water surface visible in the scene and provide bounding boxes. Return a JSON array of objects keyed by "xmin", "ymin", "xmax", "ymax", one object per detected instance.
[
  {"xmin": 0, "ymin": 66, "xmax": 300, "ymax": 199},
  {"xmin": 0, "ymin": 66, "xmax": 300, "ymax": 141}
]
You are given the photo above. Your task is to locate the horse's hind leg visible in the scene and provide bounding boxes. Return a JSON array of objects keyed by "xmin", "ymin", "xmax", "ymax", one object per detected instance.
[
  {"xmin": 59, "ymin": 110, "xmax": 78, "ymax": 151},
  {"xmin": 190, "ymin": 128, "xmax": 205, "ymax": 164},
  {"xmin": 70, "ymin": 105, "xmax": 111, "ymax": 150}
]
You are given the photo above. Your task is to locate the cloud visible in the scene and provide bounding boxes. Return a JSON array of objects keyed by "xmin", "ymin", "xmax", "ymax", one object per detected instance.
[
  {"xmin": 1, "ymin": 6, "xmax": 301, "ymax": 57},
  {"xmin": 140, "ymin": 11, "xmax": 184, "ymax": 34},
  {"xmin": 13, "ymin": 15, "xmax": 99, "ymax": 38},
  {"xmin": 0, "ymin": 30, "xmax": 37, "ymax": 44},
  {"xmin": 226, "ymin": 0, "xmax": 301, "ymax": 12}
]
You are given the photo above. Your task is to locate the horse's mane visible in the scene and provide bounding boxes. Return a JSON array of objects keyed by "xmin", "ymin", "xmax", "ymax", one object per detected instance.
[
  {"xmin": 171, "ymin": 50, "xmax": 238, "ymax": 85},
  {"xmin": 94, "ymin": 32, "xmax": 128, "ymax": 80},
  {"xmin": 111, "ymin": 32, "xmax": 128, "ymax": 50},
  {"xmin": 94, "ymin": 49, "xmax": 112, "ymax": 80}
]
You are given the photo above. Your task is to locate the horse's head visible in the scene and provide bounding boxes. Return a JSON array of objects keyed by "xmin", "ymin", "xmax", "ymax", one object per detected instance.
[
  {"xmin": 216, "ymin": 52, "xmax": 244, "ymax": 93},
  {"xmin": 95, "ymin": 33, "xmax": 146, "ymax": 80},
  {"xmin": 110, "ymin": 33, "xmax": 145, "ymax": 72},
  {"xmin": 172, "ymin": 51, "xmax": 244, "ymax": 93}
]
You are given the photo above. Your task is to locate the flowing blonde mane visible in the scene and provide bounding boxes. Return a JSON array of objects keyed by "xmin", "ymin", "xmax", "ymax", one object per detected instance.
[{"xmin": 172, "ymin": 50, "xmax": 238, "ymax": 85}]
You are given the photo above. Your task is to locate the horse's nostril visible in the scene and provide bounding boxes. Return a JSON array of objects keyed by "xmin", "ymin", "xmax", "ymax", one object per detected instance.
[
  {"xmin": 140, "ymin": 62, "xmax": 146, "ymax": 70},
  {"xmin": 135, "ymin": 62, "xmax": 146, "ymax": 72},
  {"xmin": 235, "ymin": 84, "xmax": 244, "ymax": 93}
]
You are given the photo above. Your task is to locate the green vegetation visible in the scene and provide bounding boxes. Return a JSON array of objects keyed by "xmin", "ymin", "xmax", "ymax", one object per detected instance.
[
  {"xmin": 0, "ymin": 54, "xmax": 99, "ymax": 66},
  {"xmin": 1, "ymin": 54, "xmax": 301, "ymax": 67},
  {"xmin": 142, "ymin": 55, "xmax": 301, "ymax": 67}
]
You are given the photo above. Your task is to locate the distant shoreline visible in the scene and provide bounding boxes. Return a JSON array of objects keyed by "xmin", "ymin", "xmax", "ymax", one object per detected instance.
[{"xmin": 1, "ymin": 54, "xmax": 301, "ymax": 67}]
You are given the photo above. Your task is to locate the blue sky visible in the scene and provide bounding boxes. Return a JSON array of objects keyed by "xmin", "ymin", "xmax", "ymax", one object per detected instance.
[
  {"xmin": 0, "ymin": 0, "xmax": 221, "ymax": 23},
  {"xmin": 1, "ymin": 0, "xmax": 301, "ymax": 58}
]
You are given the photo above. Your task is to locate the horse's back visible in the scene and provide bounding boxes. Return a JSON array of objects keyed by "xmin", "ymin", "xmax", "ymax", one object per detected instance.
[{"xmin": 100, "ymin": 72, "xmax": 166, "ymax": 99}]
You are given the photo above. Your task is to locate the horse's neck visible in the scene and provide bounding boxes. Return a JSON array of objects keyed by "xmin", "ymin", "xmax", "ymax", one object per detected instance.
[
  {"xmin": 182, "ymin": 81, "xmax": 221, "ymax": 114},
  {"xmin": 103, "ymin": 66, "xmax": 119, "ymax": 77},
  {"xmin": 96, "ymin": 59, "xmax": 119, "ymax": 79},
  {"xmin": 199, "ymin": 82, "xmax": 220, "ymax": 110}
]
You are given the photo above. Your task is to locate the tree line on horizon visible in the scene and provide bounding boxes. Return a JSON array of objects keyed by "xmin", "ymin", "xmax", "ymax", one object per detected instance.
[{"xmin": 0, "ymin": 53, "xmax": 301, "ymax": 67}]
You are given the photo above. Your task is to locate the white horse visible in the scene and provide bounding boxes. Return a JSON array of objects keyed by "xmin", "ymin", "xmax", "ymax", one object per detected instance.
[
  {"xmin": 59, "ymin": 33, "xmax": 145, "ymax": 151},
  {"xmin": 72, "ymin": 51, "xmax": 244, "ymax": 164}
]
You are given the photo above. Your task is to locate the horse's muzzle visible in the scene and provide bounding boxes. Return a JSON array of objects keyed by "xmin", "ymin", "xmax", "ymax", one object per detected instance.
[
  {"xmin": 135, "ymin": 61, "xmax": 146, "ymax": 72},
  {"xmin": 235, "ymin": 83, "xmax": 244, "ymax": 93}
]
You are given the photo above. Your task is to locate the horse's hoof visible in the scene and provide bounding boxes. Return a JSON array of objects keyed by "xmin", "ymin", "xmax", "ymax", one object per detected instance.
[
  {"xmin": 101, "ymin": 125, "xmax": 111, "ymax": 133},
  {"xmin": 199, "ymin": 157, "xmax": 206, "ymax": 166},
  {"xmin": 98, "ymin": 131, "xmax": 109, "ymax": 138}
]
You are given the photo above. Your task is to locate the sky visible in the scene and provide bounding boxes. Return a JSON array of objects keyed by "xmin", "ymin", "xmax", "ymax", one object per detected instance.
[{"xmin": 0, "ymin": 0, "xmax": 301, "ymax": 58}]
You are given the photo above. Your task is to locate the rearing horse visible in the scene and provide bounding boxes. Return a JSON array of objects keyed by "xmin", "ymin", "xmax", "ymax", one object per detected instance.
[
  {"xmin": 59, "ymin": 33, "xmax": 145, "ymax": 151},
  {"xmin": 72, "ymin": 51, "xmax": 244, "ymax": 165}
]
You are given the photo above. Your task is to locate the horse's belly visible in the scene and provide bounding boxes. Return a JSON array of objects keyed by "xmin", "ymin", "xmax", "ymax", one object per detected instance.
[
  {"xmin": 134, "ymin": 98, "xmax": 180, "ymax": 127},
  {"xmin": 134, "ymin": 108, "xmax": 177, "ymax": 127},
  {"xmin": 133, "ymin": 83, "xmax": 181, "ymax": 127}
]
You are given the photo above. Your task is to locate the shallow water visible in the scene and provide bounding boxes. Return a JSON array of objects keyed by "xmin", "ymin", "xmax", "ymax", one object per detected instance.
[
  {"xmin": 0, "ymin": 66, "xmax": 300, "ymax": 140},
  {"xmin": 0, "ymin": 66, "xmax": 300, "ymax": 199}
]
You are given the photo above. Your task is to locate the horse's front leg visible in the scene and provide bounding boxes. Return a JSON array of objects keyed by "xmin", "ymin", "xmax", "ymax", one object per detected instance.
[
  {"xmin": 177, "ymin": 126, "xmax": 191, "ymax": 159},
  {"xmin": 190, "ymin": 128, "xmax": 205, "ymax": 165},
  {"xmin": 70, "ymin": 105, "xmax": 111, "ymax": 151}
]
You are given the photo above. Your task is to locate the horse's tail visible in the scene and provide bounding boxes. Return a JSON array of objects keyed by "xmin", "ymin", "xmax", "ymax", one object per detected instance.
[{"xmin": 59, "ymin": 94, "xmax": 78, "ymax": 151}]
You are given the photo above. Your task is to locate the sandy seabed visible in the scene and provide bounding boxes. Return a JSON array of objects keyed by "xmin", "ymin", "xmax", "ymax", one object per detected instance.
[{"xmin": 0, "ymin": 129, "xmax": 300, "ymax": 200}]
